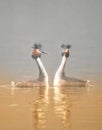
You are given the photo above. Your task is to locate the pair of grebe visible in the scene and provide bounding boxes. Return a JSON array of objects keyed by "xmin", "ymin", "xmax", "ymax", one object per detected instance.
[{"xmin": 11, "ymin": 43, "xmax": 89, "ymax": 87}]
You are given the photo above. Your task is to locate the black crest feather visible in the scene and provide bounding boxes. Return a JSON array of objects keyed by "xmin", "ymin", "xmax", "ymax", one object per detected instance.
[
  {"xmin": 61, "ymin": 44, "xmax": 71, "ymax": 49},
  {"xmin": 32, "ymin": 43, "xmax": 42, "ymax": 49}
]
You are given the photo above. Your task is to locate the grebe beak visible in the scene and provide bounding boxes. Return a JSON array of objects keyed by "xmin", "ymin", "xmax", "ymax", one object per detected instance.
[{"xmin": 39, "ymin": 49, "xmax": 47, "ymax": 54}]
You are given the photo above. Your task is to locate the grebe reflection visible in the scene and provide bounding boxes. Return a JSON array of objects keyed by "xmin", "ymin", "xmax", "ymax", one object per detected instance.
[
  {"xmin": 32, "ymin": 86, "xmax": 49, "ymax": 129},
  {"xmin": 54, "ymin": 86, "xmax": 72, "ymax": 128}
]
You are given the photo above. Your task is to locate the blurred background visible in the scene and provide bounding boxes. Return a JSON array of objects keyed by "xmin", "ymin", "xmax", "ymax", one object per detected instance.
[{"xmin": 0, "ymin": 0, "xmax": 102, "ymax": 85}]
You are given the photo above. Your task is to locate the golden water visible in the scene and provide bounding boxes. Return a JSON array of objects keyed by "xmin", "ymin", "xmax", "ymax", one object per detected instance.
[{"xmin": 0, "ymin": 83, "xmax": 102, "ymax": 130}]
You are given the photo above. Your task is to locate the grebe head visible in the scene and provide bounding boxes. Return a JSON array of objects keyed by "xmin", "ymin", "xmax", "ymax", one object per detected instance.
[
  {"xmin": 61, "ymin": 44, "xmax": 71, "ymax": 58},
  {"xmin": 32, "ymin": 43, "xmax": 47, "ymax": 59}
]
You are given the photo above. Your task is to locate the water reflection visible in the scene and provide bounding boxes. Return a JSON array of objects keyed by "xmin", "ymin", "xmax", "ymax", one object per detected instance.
[
  {"xmin": 32, "ymin": 86, "xmax": 49, "ymax": 130},
  {"xmin": 53, "ymin": 86, "xmax": 89, "ymax": 129},
  {"xmin": 54, "ymin": 86, "xmax": 72, "ymax": 128}
]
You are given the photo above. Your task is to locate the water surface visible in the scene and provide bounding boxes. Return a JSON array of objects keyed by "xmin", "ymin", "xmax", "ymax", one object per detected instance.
[{"xmin": 0, "ymin": 82, "xmax": 102, "ymax": 130}]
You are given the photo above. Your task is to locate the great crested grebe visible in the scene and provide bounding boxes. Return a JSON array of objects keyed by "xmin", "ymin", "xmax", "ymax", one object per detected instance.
[
  {"xmin": 54, "ymin": 44, "xmax": 89, "ymax": 87},
  {"xmin": 11, "ymin": 43, "xmax": 48, "ymax": 87}
]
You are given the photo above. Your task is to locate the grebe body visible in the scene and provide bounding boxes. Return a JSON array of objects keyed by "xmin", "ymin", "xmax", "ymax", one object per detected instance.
[
  {"xmin": 11, "ymin": 43, "xmax": 48, "ymax": 87},
  {"xmin": 54, "ymin": 45, "xmax": 89, "ymax": 87}
]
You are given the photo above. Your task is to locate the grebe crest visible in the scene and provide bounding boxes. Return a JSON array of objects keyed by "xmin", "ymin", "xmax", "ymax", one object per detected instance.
[
  {"xmin": 61, "ymin": 44, "xmax": 71, "ymax": 58},
  {"xmin": 32, "ymin": 43, "xmax": 47, "ymax": 59}
]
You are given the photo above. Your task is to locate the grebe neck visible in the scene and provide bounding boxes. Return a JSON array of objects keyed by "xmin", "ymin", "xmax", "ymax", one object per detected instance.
[
  {"xmin": 57, "ymin": 55, "xmax": 67, "ymax": 78},
  {"xmin": 54, "ymin": 55, "xmax": 67, "ymax": 86},
  {"xmin": 36, "ymin": 57, "xmax": 48, "ymax": 84}
]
